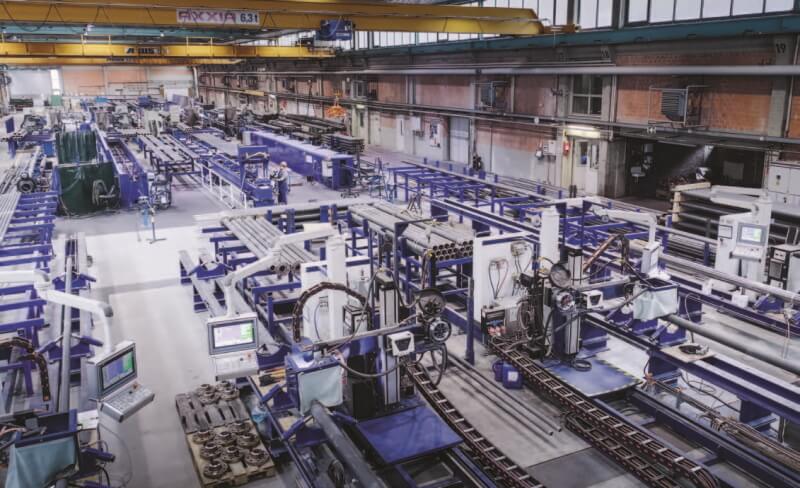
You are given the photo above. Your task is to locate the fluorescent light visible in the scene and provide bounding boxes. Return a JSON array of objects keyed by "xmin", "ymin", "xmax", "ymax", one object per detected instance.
[{"xmin": 565, "ymin": 125, "xmax": 602, "ymax": 139}]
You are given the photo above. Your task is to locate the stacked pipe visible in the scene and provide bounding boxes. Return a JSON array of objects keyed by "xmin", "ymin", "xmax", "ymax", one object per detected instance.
[
  {"xmin": 0, "ymin": 192, "xmax": 21, "ymax": 241},
  {"xmin": 221, "ymin": 216, "xmax": 316, "ymax": 274},
  {"xmin": 349, "ymin": 202, "xmax": 474, "ymax": 260},
  {"xmin": 675, "ymin": 193, "xmax": 800, "ymax": 245}
]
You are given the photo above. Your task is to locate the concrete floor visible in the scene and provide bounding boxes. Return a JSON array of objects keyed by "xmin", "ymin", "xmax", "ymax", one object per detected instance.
[
  {"xmin": 2, "ymin": 129, "xmax": 797, "ymax": 487},
  {"xmin": 52, "ymin": 152, "xmax": 349, "ymax": 487}
]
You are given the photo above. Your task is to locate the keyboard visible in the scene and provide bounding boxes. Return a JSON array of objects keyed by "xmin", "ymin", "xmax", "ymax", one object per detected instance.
[
  {"xmin": 102, "ymin": 382, "xmax": 155, "ymax": 422},
  {"xmin": 732, "ymin": 245, "xmax": 763, "ymax": 261},
  {"xmin": 213, "ymin": 351, "xmax": 259, "ymax": 381}
]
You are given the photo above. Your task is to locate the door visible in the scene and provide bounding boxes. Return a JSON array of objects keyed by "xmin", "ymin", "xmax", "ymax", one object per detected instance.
[
  {"xmin": 351, "ymin": 108, "xmax": 366, "ymax": 140},
  {"xmin": 565, "ymin": 139, "xmax": 600, "ymax": 193},
  {"xmin": 369, "ymin": 111, "xmax": 381, "ymax": 146},
  {"xmin": 449, "ymin": 117, "xmax": 470, "ymax": 164}
]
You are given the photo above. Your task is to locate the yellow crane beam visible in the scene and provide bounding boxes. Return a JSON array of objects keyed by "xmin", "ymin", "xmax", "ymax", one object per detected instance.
[
  {"xmin": 0, "ymin": 57, "xmax": 238, "ymax": 65},
  {"xmin": 0, "ymin": 0, "xmax": 547, "ymax": 35},
  {"xmin": 0, "ymin": 42, "xmax": 333, "ymax": 59}
]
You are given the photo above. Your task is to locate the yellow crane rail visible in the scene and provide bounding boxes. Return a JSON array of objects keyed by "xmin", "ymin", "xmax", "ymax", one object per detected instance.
[{"xmin": 0, "ymin": 0, "xmax": 547, "ymax": 35}]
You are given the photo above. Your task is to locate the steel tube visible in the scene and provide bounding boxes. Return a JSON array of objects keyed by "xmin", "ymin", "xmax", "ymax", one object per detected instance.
[
  {"xmin": 665, "ymin": 314, "xmax": 800, "ymax": 376},
  {"xmin": 309, "ymin": 402, "xmax": 383, "ymax": 488}
]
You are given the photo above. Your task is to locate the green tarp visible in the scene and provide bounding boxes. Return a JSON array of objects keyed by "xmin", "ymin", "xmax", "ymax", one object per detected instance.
[
  {"xmin": 56, "ymin": 131, "xmax": 97, "ymax": 165},
  {"xmin": 54, "ymin": 163, "xmax": 116, "ymax": 216}
]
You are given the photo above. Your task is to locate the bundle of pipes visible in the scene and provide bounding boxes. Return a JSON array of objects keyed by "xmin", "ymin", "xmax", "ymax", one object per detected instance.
[
  {"xmin": 675, "ymin": 192, "xmax": 800, "ymax": 244},
  {"xmin": 349, "ymin": 202, "xmax": 474, "ymax": 261},
  {"xmin": 0, "ymin": 192, "xmax": 22, "ymax": 242},
  {"xmin": 221, "ymin": 216, "xmax": 316, "ymax": 275},
  {"xmin": 0, "ymin": 149, "xmax": 41, "ymax": 195}
]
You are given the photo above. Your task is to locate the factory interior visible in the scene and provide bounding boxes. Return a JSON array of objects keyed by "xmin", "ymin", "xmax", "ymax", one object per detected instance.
[{"xmin": 1, "ymin": 1, "xmax": 800, "ymax": 487}]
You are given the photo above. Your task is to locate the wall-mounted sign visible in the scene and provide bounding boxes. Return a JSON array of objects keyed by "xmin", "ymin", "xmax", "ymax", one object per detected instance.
[
  {"xmin": 125, "ymin": 47, "xmax": 162, "ymax": 56},
  {"xmin": 176, "ymin": 9, "xmax": 260, "ymax": 26}
]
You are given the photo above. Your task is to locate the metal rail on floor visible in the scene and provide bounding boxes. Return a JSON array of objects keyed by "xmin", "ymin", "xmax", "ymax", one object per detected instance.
[
  {"xmin": 404, "ymin": 361, "xmax": 545, "ymax": 488},
  {"xmin": 490, "ymin": 339, "xmax": 719, "ymax": 488}
]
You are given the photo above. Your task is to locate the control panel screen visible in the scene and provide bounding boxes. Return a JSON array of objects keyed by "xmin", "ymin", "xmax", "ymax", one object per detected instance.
[
  {"xmin": 101, "ymin": 349, "xmax": 136, "ymax": 394},
  {"xmin": 739, "ymin": 225, "xmax": 766, "ymax": 245},
  {"xmin": 212, "ymin": 321, "xmax": 255, "ymax": 350}
]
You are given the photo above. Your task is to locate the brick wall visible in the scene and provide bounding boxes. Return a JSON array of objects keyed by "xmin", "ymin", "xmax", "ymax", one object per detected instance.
[
  {"xmin": 616, "ymin": 74, "xmax": 773, "ymax": 133},
  {"xmin": 377, "ymin": 75, "xmax": 405, "ymax": 103},
  {"xmin": 416, "ymin": 75, "xmax": 472, "ymax": 109},
  {"xmin": 513, "ymin": 75, "xmax": 557, "ymax": 116}
]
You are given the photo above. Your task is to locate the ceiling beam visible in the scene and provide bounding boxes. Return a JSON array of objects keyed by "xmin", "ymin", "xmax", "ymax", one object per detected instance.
[
  {"xmin": 0, "ymin": 42, "xmax": 333, "ymax": 59},
  {"xmin": 1, "ymin": 57, "xmax": 239, "ymax": 65},
  {"xmin": 0, "ymin": 0, "xmax": 546, "ymax": 35}
]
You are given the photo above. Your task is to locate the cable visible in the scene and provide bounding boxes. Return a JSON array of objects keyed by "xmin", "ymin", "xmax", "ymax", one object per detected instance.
[{"xmin": 332, "ymin": 350, "xmax": 406, "ymax": 379}]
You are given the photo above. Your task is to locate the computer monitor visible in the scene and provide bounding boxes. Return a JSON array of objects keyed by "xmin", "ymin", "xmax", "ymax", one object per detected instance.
[
  {"xmin": 87, "ymin": 341, "xmax": 138, "ymax": 399},
  {"xmin": 207, "ymin": 313, "xmax": 259, "ymax": 356},
  {"xmin": 738, "ymin": 224, "xmax": 767, "ymax": 245}
]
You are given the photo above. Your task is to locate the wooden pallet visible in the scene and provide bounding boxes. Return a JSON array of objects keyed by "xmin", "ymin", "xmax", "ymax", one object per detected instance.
[
  {"xmin": 175, "ymin": 388, "xmax": 250, "ymax": 434},
  {"xmin": 184, "ymin": 421, "xmax": 276, "ymax": 487}
]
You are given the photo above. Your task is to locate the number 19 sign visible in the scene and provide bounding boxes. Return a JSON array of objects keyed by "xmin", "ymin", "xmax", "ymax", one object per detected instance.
[{"xmin": 176, "ymin": 8, "xmax": 261, "ymax": 26}]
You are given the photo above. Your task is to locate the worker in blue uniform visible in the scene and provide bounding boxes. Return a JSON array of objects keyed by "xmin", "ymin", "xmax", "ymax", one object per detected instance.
[{"xmin": 273, "ymin": 161, "xmax": 289, "ymax": 204}]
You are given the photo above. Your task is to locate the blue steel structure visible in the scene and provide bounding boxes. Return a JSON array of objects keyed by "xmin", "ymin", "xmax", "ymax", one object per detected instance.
[
  {"xmin": 247, "ymin": 129, "xmax": 356, "ymax": 191},
  {"xmin": 4, "ymin": 116, "xmax": 56, "ymax": 158},
  {"xmin": 375, "ymin": 158, "xmax": 800, "ymax": 487},
  {"xmin": 181, "ymin": 200, "xmax": 538, "ymax": 488},
  {"xmin": 177, "ymin": 154, "xmax": 800, "ymax": 487},
  {"xmin": 170, "ymin": 128, "xmax": 274, "ymax": 207},
  {"xmin": 96, "ymin": 129, "xmax": 150, "ymax": 209}
]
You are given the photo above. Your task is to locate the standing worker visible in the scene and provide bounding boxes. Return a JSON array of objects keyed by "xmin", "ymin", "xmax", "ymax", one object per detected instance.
[{"xmin": 272, "ymin": 161, "xmax": 290, "ymax": 204}]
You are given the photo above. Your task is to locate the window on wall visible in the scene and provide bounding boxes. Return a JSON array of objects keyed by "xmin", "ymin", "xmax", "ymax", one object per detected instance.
[
  {"xmin": 628, "ymin": 0, "xmax": 793, "ymax": 24},
  {"xmin": 579, "ymin": 0, "xmax": 614, "ymax": 29},
  {"xmin": 571, "ymin": 75, "xmax": 603, "ymax": 116},
  {"xmin": 50, "ymin": 69, "xmax": 62, "ymax": 96},
  {"xmin": 523, "ymin": 0, "xmax": 568, "ymax": 25}
]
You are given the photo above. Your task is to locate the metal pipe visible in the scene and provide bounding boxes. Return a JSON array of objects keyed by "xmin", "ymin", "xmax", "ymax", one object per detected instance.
[
  {"xmin": 447, "ymin": 354, "xmax": 561, "ymax": 434},
  {"xmin": 202, "ymin": 64, "xmax": 800, "ymax": 76},
  {"xmin": 309, "ymin": 401, "xmax": 384, "ymax": 488},
  {"xmin": 665, "ymin": 314, "xmax": 800, "ymax": 376},
  {"xmin": 58, "ymin": 255, "xmax": 73, "ymax": 413},
  {"xmin": 636, "ymin": 242, "xmax": 800, "ymax": 304}
]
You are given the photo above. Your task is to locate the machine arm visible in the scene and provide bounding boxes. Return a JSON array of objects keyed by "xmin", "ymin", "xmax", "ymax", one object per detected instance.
[{"xmin": 0, "ymin": 270, "xmax": 114, "ymax": 352}]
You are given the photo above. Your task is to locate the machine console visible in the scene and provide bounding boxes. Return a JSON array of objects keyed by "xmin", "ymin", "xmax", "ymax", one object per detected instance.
[
  {"xmin": 86, "ymin": 341, "xmax": 154, "ymax": 422},
  {"xmin": 206, "ymin": 313, "xmax": 261, "ymax": 381}
]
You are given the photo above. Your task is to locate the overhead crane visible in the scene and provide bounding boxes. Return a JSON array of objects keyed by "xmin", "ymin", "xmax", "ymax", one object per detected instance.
[
  {"xmin": 0, "ymin": 0, "xmax": 550, "ymax": 36},
  {"xmin": 0, "ymin": 41, "xmax": 334, "ymax": 65}
]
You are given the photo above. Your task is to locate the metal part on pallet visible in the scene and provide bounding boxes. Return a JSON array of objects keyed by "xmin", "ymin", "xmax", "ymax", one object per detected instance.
[
  {"xmin": 202, "ymin": 460, "xmax": 229, "ymax": 479},
  {"xmin": 200, "ymin": 441, "xmax": 222, "ymax": 460},
  {"xmin": 236, "ymin": 432, "xmax": 260, "ymax": 449},
  {"xmin": 192, "ymin": 429, "xmax": 216, "ymax": 445},
  {"xmin": 244, "ymin": 448, "xmax": 270, "ymax": 466},
  {"xmin": 221, "ymin": 445, "xmax": 244, "ymax": 463},
  {"xmin": 230, "ymin": 420, "xmax": 252, "ymax": 435},
  {"xmin": 216, "ymin": 430, "xmax": 236, "ymax": 446}
]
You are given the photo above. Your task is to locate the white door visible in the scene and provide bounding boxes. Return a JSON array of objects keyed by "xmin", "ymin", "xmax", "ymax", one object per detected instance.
[
  {"xmin": 369, "ymin": 111, "xmax": 381, "ymax": 146},
  {"xmin": 449, "ymin": 117, "xmax": 470, "ymax": 164}
]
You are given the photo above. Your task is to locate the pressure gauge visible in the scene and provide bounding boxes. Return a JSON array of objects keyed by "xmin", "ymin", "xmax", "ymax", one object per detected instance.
[
  {"xmin": 548, "ymin": 263, "xmax": 572, "ymax": 289},
  {"xmin": 428, "ymin": 319, "xmax": 452, "ymax": 344},
  {"xmin": 417, "ymin": 288, "xmax": 446, "ymax": 319},
  {"xmin": 555, "ymin": 290, "xmax": 576, "ymax": 312}
]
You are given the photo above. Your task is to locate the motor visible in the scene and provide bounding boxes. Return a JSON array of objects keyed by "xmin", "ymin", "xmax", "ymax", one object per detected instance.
[{"xmin": 148, "ymin": 172, "xmax": 172, "ymax": 210}]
